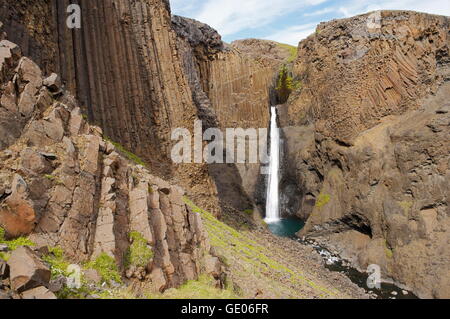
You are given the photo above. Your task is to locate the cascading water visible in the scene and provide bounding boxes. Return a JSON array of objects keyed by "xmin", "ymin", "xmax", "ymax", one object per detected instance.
[{"xmin": 265, "ymin": 106, "xmax": 281, "ymax": 223}]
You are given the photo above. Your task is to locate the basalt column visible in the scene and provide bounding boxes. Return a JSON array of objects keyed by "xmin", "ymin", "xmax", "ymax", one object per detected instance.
[{"xmin": 0, "ymin": 0, "xmax": 219, "ymax": 214}]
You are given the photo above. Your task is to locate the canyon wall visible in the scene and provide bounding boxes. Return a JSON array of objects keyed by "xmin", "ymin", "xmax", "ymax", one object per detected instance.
[
  {"xmin": 172, "ymin": 16, "xmax": 291, "ymax": 213},
  {"xmin": 282, "ymin": 11, "xmax": 449, "ymax": 298},
  {"xmin": 0, "ymin": 40, "xmax": 218, "ymax": 291},
  {"xmin": 0, "ymin": 0, "xmax": 220, "ymax": 215}
]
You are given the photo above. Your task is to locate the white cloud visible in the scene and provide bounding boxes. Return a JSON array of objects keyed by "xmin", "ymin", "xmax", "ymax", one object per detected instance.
[
  {"xmin": 192, "ymin": 0, "xmax": 328, "ymax": 36},
  {"xmin": 337, "ymin": 0, "xmax": 450, "ymax": 17},
  {"xmin": 264, "ymin": 23, "xmax": 318, "ymax": 46},
  {"xmin": 170, "ymin": 0, "xmax": 450, "ymax": 46},
  {"xmin": 304, "ymin": 7, "xmax": 335, "ymax": 17}
]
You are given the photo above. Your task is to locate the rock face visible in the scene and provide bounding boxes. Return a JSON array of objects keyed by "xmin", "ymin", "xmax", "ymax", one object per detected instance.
[
  {"xmin": 282, "ymin": 11, "xmax": 449, "ymax": 298},
  {"xmin": 0, "ymin": 39, "xmax": 215, "ymax": 292},
  {"xmin": 172, "ymin": 16, "xmax": 292, "ymax": 212},
  {"xmin": 0, "ymin": 0, "xmax": 220, "ymax": 216},
  {"xmin": 231, "ymin": 39, "xmax": 294, "ymax": 67}
]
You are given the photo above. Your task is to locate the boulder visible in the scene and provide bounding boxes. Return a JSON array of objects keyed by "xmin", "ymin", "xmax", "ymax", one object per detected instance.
[
  {"xmin": 205, "ymin": 256, "xmax": 222, "ymax": 278},
  {"xmin": 21, "ymin": 286, "xmax": 57, "ymax": 299},
  {"xmin": 43, "ymin": 73, "xmax": 61, "ymax": 93},
  {"xmin": 7, "ymin": 246, "xmax": 51, "ymax": 292},
  {"xmin": 48, "ymin": 276, "xmax": 66, "ymax": 293}
]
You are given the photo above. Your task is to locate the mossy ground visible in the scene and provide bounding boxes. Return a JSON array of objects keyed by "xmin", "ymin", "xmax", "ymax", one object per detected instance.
[
  {"xmin": 104, "ymin": 136, "xmax": 146, "ymax": 166},
  {"xmin": 315, "ymin": 193, "xmax": 331, "ymax": 209},
  {"xmin": 183, "ymin": 198, "xmax": 345, "ymax": 299},
  {"xmin": 0, "ymin": 227, "xmax": 35, "ymax": 261},
  {"xmin": 85, "ymin": 253, "xmax": 122, "ymax": 284},
  {"xmin": 145, "ymin": 275, "xmax": 238, "ymax": 299},
  {"xmin": 276, "ymin": 42, "xmax": 298, "ymax": 63}
]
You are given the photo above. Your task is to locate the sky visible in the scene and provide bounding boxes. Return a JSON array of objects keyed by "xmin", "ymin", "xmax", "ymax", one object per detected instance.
[{"xmin": 170, "ymin": 0, "xmax": 450, "ymax": 46}]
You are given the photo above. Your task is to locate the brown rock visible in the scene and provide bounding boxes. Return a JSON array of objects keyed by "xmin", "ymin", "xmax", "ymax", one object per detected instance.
[
  {"xmin": 20, "ymin": 148, "xmax": 52, "ymax": 174},
  {"xmin": 0, "ymin": 175, "xmax": 36, "ymax": 237},
  {"xmin": 205, "ymin": 256, "xmax": 222, "ymax": 278},
  {"xmin": 83, "ymin": 269, "xmax": 101, "ymax": 284},
  {"xmin": 43, "ymin": 73, "xmax": 61, "ymax": 93},
  {"xmin": 150, "ymin": 268, "xmax": 167, "ymax": 292},
  {"xmin": 21, "ymin": 286, "xmax": 57, "ymax": 299},
  {"xmin": 8, "ymin": 246, "xmax": 51, "ymax": 292}
]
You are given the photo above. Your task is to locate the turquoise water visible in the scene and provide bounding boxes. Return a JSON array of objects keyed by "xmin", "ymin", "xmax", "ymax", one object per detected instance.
[{"xmin": 267, "ymin": 217, "xmax": 305, "ymax": 237}]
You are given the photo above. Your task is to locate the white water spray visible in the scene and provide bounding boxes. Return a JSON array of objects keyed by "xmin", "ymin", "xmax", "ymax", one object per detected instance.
[{"xmin": 265, "ymin": 106, "xmax": 280, "ymax": 223}]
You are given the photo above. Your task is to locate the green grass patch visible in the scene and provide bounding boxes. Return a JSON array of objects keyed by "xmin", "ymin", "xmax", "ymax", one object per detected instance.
[
  {"xmin": 85, "ymin": 253, "xmax": 122, "ymax": 284},
  {"xmin": 315, "ymin": 193, "xmax": 331, "ymax": 209},
  {"xmin": 42, "ymin": 246, "xmax": 71, "ymax": 278},
  {"xmin": 243, "ymin": 209, "xmax": 253, "ymax": 216},
  {"xmin": 104, "ymin": 136, "xmax": 146, "ymax": 167},
  {"xmin": 276, "ymin": 42, "xmax": 298, "ymax": 63},
  {"xmin": 146, "ymin": 274, "xmax": 238, "ymax": 299},
  {"xmin": 183, "ymin": 197, "xmax": 339, "ymax": 298},
  {"xmin": 124, "ymin": 231, "xmax": 153, "ymax": 269},
  {"xmin": 0, "ymin": 227, "xmax": 35, "ymax": 251}
]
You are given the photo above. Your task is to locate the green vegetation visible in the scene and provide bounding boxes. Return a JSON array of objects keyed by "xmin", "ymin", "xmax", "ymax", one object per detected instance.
[
  {"xmin": 0, "ymin": 227, "xmax": 35, "ymax": 259},
  {"xmin": 42, "ymin": 246, "xmax": 71, "ymax": 278},
  {"xmin": 384, "ymin": 240, "xmax": 394, "ymax": 259},
  {"xmin": 276, "ymin": 65, "xmax": 302, "ymax": 103},
  {"xmin": 146, "ymin": 274, "xmax": 238, "ymax": 299},
  {"xmin": 124, "ymin": 231, "xmax": 154, "ymax": 268},
  {"xmin": 243, "ymin": 209, "xmax": 253, "ymax": 216},
  {"xmin": 315, "ymin": 193, "xmax": 331, "ymax": 209},
  {"xmin": 85, "ymin": 253, "xmax": 122, "ymax": 284},
  {"xmin": 183, "ymin": 197, "xmax": 339, "ymax": 298},
  {"xmin": 276, "ymin": 42, "xmax": 298, "ymax": 63},
  {"xmin": 104, "ymin": 136, "xmax": 146, "ymax": 167},
  {"xmin": 44, "ymin": 174, "xmax": 56, "ymax": 181}
]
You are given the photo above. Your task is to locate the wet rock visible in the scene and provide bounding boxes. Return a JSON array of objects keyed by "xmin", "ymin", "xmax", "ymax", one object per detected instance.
[
  {"xmin": 7, "ymin": 246, "xmax": 51, "ymax": 292},
  {"xmin": 21, "ymin": 286, "xmax": 57, "ymax": 299}
]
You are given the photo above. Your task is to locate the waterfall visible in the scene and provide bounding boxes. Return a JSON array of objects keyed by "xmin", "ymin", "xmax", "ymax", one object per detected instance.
[{"xmin": 265, "ymin": 106, "xmax": 281, "ymax": 223}]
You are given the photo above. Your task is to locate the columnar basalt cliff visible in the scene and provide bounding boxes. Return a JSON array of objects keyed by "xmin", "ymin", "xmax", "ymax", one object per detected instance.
[
  {"xmin": 172, "ymin": 16, "xmax": 292, "ymax": 212},
  {"xmin": 281, "ymin": 11, "xmax": 449, "ymax": 298},
  {"xmin": 0, "ymin": 39, "xmax": 219, "ymax": 294},
  {"xmin": 0, "ymin": 0, "xmax": 220, "ymax": 215}
]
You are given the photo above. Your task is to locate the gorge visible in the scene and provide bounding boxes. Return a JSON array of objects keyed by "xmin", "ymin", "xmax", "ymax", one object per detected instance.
[{"xmin": 0, "ymin": 1, "xmax": 448, "ymax": 300}]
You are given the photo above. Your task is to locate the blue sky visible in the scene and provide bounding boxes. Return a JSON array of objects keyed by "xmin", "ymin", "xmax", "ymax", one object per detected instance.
[{"xmin": 170, "ymin": 0, "xmax": 450, "ymax": 45}]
